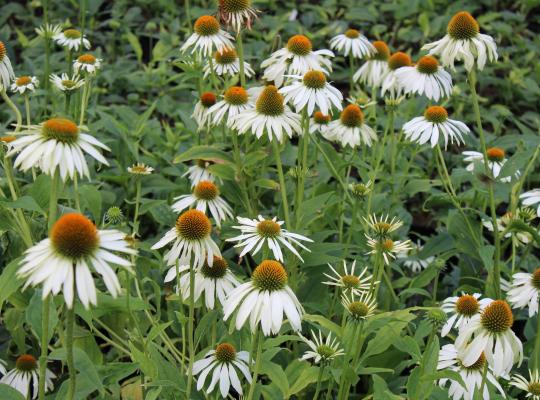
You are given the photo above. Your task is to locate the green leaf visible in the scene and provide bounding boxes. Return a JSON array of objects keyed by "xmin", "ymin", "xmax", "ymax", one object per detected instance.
[
  {"xmin": 303, "ymin": 314, "xmax": 342, "ymax": 337},
  {"xmin": 173, "ymin": 145, "xmax": 234, "ymax": 164},
  {"xmin": 79, "ymin": 185, "xmax": 102, "ymax": 221},
  {"xmin": 0, "ymin": 196, "xmax": 45, "ymax": 215},
  {"xmin": 25, "ymin": 291, "xmax": 59, "ymax": 342},
  {"xmin": 287, "ymin": 365, "xmax": 319, "ymax": 396},
  {"xmin": 125, "ymin": 31, "xmax": 143, "ymax": 63},
  {"xmin": 260, "ymin": 360, "xmax": 290, "ymax": 397},
  {"xmin": 0, "ymin": 258, "xmax": 24, "ymax": 311},
  {"xmin": 0, "ymin": 384, "xmax": 26, "ymax": 400}
]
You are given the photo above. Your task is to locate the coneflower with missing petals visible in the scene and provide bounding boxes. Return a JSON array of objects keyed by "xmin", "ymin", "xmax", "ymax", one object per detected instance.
[
  {"xmin": 462, "ymin": 147, "xmax": 519, "ymax": 182},
  {"xmin": 10, "ymin": 76, "xmax": 39, "ymax": 95},
  {"xmin": 329, "ymin": 104, "xmax": 377, "ymax": 148},
  {"xmin": 395, "ymin": 55, "xmax": 453, "ymax": 101},
  {"xmin": 181, "ymin": 15, "xmax": 234, "ymax": 57},
  {"xmin": 329, "ymin": 29, "xmax": 375, "ymax": 59},
  {"xmin": 397, "ymin": 240, "xmax": 436, "ymax": 274},
  {"xmin": 53, "ymin": 28, "xmax": 90, "ymax": 51},
  {"xmin": 218, "ymin": 0, "xmax": 258, "ymax": 32},
  {"xmin": 192, "ymin": 92, "xmax": 217, "ymax": 130},
  {"xmin": 204, "ymin": 47, "xmax": 255, "ymax": 78},
  {"xmin": 341, "ymin": 291, "xmax": 377, "ymax": 321},
  {"xmin": 183, "ymin": 159, "xmax": 218, "ymax": 187},
  {"xmin": 50, "ymin": 73, "xmax": 85, "ymax": 92},
  {"xmin": 0, "ymin": 41, "xmax": 15, "ymax": 90},
  {"xmin": 299, "ymin": 330, "xmax": 344, "ymax": 364},
  {"xmin": 309, "ymin": 111, "xmax": 332, "ymax": 138},
  {"xmin": 73, "ymin": 54, "xmax": 102, "ymax": 74},
  {"xmin": 353, "ymin": 41, "xmax": 390, "ymax": 88},
  {"xmin": 322, "ymin": 260, "xmax": 374, "ymax": 294},
  {"xmin": 510, "ymin": 369, "xmax": 540, "ymax": 400}
]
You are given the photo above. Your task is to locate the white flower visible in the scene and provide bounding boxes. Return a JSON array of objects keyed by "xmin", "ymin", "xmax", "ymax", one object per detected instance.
[
  {"xmin": 183, "ymin": 160, "xmax": 218, "ymax": 187},
  {"xmin": 7, "ymin": 118, "xmax": 110, "ymax": 181},
  {"xmin": 341, "ymin": 291, "xmax": 377, "ymax": 321},
  {"xmin": 209, "ymin": 86, "xmax": 257, "ymax": 126},
  {"xmin": 0, "ymin": 355, "xmax": 55, "ymax": 399},
  {"xmin": 226, "ymin": 215, "xmax": 312, "ymax": 262},
  {"xmin": 35, "ymin": 24, "xmax": 62, "ymax": 40},
  {"xmin": 381, "ymin": 52, "xmax": 412, "ymax": 98},
  {"xmin": 422, "ymin": 11, "xmax": 497, "ymax": 71},
  {"xmin": 204, "ymin": 47, "xmax": 255, "ymax": 78},
  {"xmin": 437, "ymin": 344, "xmax": 504, "ymax": 400},
  {"xmin": 329, "ymin": 29, "xmax": 375, "ymax": 59},
  {"xmin": 463, "ymin": 147, "xmax": 519, "ymax": 182},
  {"xmin": 261, "ymin": 34, "xmax": 333, "ymax": 87},
  {"xmin": 322, "ymin": 260, "xmax": 373, "ymax": 294},
  {"xmin": 181, "ymin": 15, "xmax": 234, "ymax": 57},
  {"xmin": 0, "ymin": 41, "xmax": 15, "ymax": 90},
  {"xmin": 482, "ymin": 211, "xmax": 532, "ymax": 247},
  {"xmin": 223, "ymin": 260, "xmax": 304, "ymax": 336},
  {"xmin": 520, "ymin": 189, "xmax": 540, "ymax": 217},
  {"xmin": 164, "ymin": 256, "xmax": 240, "ymax": 309},
  {"xmin": 171, "ymin": 180, "xmax": 233, "ymax": 227},
  {"xmin": 329, "ymin": 104, "xmax": 377, "ymax": 148},
  {"xmin": 507, "ymin": 268, "xmax": 540, "ymax": 317},
  {"xmin": 217, "ymin": 0, "xmax": 258, "ymax": 32},
  {"xmin": 309, "ymin": 111, "xmax": 332, "ymax": 138},
  {"xmin": 192, "ymin": 92, "xmax": 217, "ymax": 130},
  {"xmin": 53, "ymin": 28, "xmax": 90, "ymax": 51},
  {"xmin": 279, "ymin": 70, "xmax": 343, "ymax": 116},
  {"xmin": 353, "ymin": 41, "xmax": 390, "ymax": 88},
  {"xmin": 455, "ymin": 299, "xmax": 523, "ymax": 377},
  {"xmin": 395, "ymin": 55, "xmax": 453, "ymax": 101},
  {"xmin": 299, "ymin": 330, "xmax": 344, "ymax": 364},
  {"xmin": 127, "ymin": 162, "xmax": 154, "ymax": 175},
  {"xmin": 151, "ymin": 209, "xmax": 220, "ymax": 268},
  {"xmin": 366, "ymin": 236, "xmax": 411, "ymax": 265},
  {"xmin": 403, "ymin": 105, "xmax": 470, "ymax": 148},
  {"xmin": 193, "ymin": 343, "xmax": 251, "ymax": 398},
  {"xmin": 73, "ymin": 54, "xmax": 102, "ymax": 74},
  {"xmin": 397, "ymin": 239, "xmax": 436, "ymax": 273},
  {"xmin": 10, "ymin": 76, "xmax": 39, "ymax": 94},
  {"xmin": 364, "ymin": 214, "xmax": 404, "ymax": 237},
  {"xmin": 17, "ymin": 213, "xmax": 136, "ymax": 309},
  {"xmin": 510, "ymin": 369, "xmax": 540, "ymax": 400},
  {"xmin": 440, "ymin": 293, "xmax": 492, "ymax": 337},
  {"xmin": 50, "ymin": 73, "xmax": 85, "ymax": 92}
]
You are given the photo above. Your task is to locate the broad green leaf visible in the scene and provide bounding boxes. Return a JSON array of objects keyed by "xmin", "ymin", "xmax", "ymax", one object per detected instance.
[
  {"xmin": 0, "ymin": 384, "xmax": 25, "ymax": 400},
  {"xmin": 173, "ymin": 145, "xmax": 234, "ymax": 164},
  {"xmin": 0, "ymin": 258, "xmax": 24, "ymax": 311}
]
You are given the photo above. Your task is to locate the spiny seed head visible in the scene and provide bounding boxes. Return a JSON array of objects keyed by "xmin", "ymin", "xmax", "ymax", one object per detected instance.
[
  {"xmin": 256, "ymin": 85, "xmax": 284, "ymax": 116},
  {"xmin": 252, "ymin": 260, "xmax": 288, "ymax": 291},
  {"xmin": 344, "ymin": 29, "xmax": 360, "ymax": 39},
  {"xmin": 426, "ymin": 308, "xmax": 447, "ymax": 327},
  {"xmin": 416, "ymin": 55, "xmax": 439, "ymax": 74},
  {"xmin": 105, "ymin": 206, "xmax": 124, "ymax": 224},
  {"xmin": 42, "ymin": 118, "xmax": 79, "ymax": 143},
  {"xmin": 447, "ymin": 11, "xmax": 479, "ymax": 40},
  {"xmin": 371, "ymin": 41, "xmax": 390, "ymax": 61},
  {"xmin": 63, "ymin": 28, "xmax": 82, "ymax": 39},
  {"xmin": 348, "ymin": 301, "xmax": 369, "ymax": 318},
  {"xmin": 215, "ymin": 47, "xmax": 237, "ymax": 64},
  {"xmin": 532, "ymin": 268, "xmax": 540, "ymax": 290},
  {"xmin": 424, "ymin": 106, "xmax": 448, "ymax": 123},
  {"xmin": 0, "ymin": 41, "xmax": 6, "ymax": 61},
  {"xmin": 16, "ymin": 354, "xmax": 38, "ymax": 372},
  {"xmin": 175, "ymin": 209, "xmax": 212, "ymax": 241},
  {"xmin": 340, "ymin": 104, "xmax": 364, "ymax": 127},
  {"xmin": 313, "ymin": 111, "xmax": 331, "ymax": 125},
  {"xmin": 487, "ymin": 147, "xmax": 505, "ymax": 162},
  {"xmin": 15, "ymin": 76, "xmax": 32, "ymax": 86},
  {"xmin": 51, "ymin": 213, "xmax": 99, "ymax": 259},
  {"xmin": 455, "ymin": 294, "xmax": 479, "ymax": 316},
  {"xmin": 200, "ymin": 92, "xmax": 217, "ymax": 107},
  {"xmin": 256, "ymin": 219, "xmax": 281, "ymax": 238},
  {"xmin": 193, "ymin": 180, "xmax": 219, "ymax": 200},
  {"xmin": 529, "ymin": 382, "xmax": 540, "ymax": 396},
  {"xmin": 219, "ymin": 0, "xmax": 251, "ymax": 13},
  {"xmin": 78, "ymin": 54, "xmax": 96, "ymax": 64},
  {"xmin": 388, "ymin": 52, "xmax": 412, "ymax": 70},
  {"xmin": 201, "ymin": 256, "xmax": 229, "ymax": 278},
  {"xmin": 194, "ymin": 16, "xmax": 220, "ymax": 36},
  {"xmin": 316, "ymin": 344, "xmax": 335, "ymax": 358},
  {"xmin": 303, "ymin": 70, "xmax": 326, "ymax": 89},
  {"xmin": 462, "ymin": 352, "xmax": 486, "ymax": 370},
  {"xmin": 224, "ymin": 86, "xmax": 248, "ymax": 105},
  {"xmin": 481, "ymin": 300, "xmax": 513, "ymax": 333},
  {"xmin": 341, "ymin": 274, "xmax": 360, "ymax": 288},
  {"xmin": 287, "ymin": 35, "xmax": 312, "ymax": 56},
  {"xmin": 215, "ymin": 343, "xmax": 237, "ymax": 362}
]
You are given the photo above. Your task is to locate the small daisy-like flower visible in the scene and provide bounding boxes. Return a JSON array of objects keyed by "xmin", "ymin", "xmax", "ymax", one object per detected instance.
[
  {"xmin": 366, "ymin": 236, "xmax": 412, "ymax": 265},
  {"xmin": 192, "ymin": 91, "xmax": 217, "ymax": 129},
  {"xmin": 209, "ymin": 86, "xmax": 256, "ymax": 126},
  {"xmin": 279, "ymin": 70, "xmax": 343, "ymax": 116},
  {"xmin": 440, "ymin": 293, "xmax": 491, "ymax": 337},
  {"xmin": 437, "ymin": 344, "xmax": 504, "ymax": 400},
  {"xmin": 204, "ymin": 47, "xmax": 255, "ymax": 78},
  {"xmin": 35, "ymin": 24, "xmax": 62, "ymax": 40},
  {"xmin": 507, "ymin": 268, "xmax": 540, "ymax": 317},
  {"xmin": 73, "ymin": 54, "xmax": 102, "ymax": 74},
  {"xmin": 151, "ymin": 209, "xmax": 220, "ymax": 267},
  {"xmin": 231, "ymin": 85, "xmax": 302, "ymax": 143},
  {"xmin": 349, "ymin": 180, "xmax": 373, "ymax": 199},
  {"xmin": 381, "ymin": 52, "xmax": 412, "ymax": 98},
  {"xmin": 193, "ymin": 342, "xmax": 252, "ymax": 398},
  {"xmin": 353, "ymin": 41, "xmax": 390, "ymax": 88},
  {"xmin": 364, "ymin": 214, "xmax": 404, "ymax": 239},
  {"xmin": 50, "ymin": 73, "xmax": 85, "ymax": 92},
  {"xmin": 482, "ymin": 210, "xmax": 532, "ymax": 247},
  {"xmin": 455, "ymin": 299, "xmax": 523, "ymax": 377},
  {"xmin": 395, "ymin": 55, "xmax": 453, "ymax": 101},
  {"xmin": 127, "ymin": 162, "xmax": 154, "ymax": 175},
  {"xmin": 397, "ymin": 239, "xmax": 436, "ymax": 273},
  {"xmin": 309, "ymin": 111, "xmax": 332, "ymax": 137},
  {"xmin": 261, "ymin": 34, "xmax": 333, "ymax": 87},
  {"xmin": 164, "ymin": 256, "xmax": 241, "ymax": 309},
  {"xmin": 17, "ymin": 213, "xmax": 136, "ymax": 308},
  {"xmin": 403, "ymin": 105, "xmax": 470, "ymax": 148},
  {"xmin": 521, "ymin": 189, "xmax": 540, "ymax": 217},
  {"xmin": 0, "ymin": 41, "xmax": 15, "ymax": 90},
  {"xmin": 329, "ymin": 29, "xmax": 375, "ymax": 59},
  {"xmin": 7, "ymin": 118, "xmax": 110, "ymax": 181},
  {"xmin": 218, "ymin": 0, "xmax": 258, "ymax": 32},
  {"xmin": 0, "ymin": 355, "xmax": 55, "ymax": 399},
  {"xmin": 510, "ymin": 369, "xmax": 540, "ymax": 400},
  {"xmin": 10, "ymin": 76, "xmax": 39, "ymax": 94},
  {"xmin": 329, "ymin": 104, "xmax": 377, "ymax": 148},
  {"xmin": 341, "ymin": 291, "xmax": 377, "ymax": 322},
  {"xmin": 299, "ymin": 330, "xmax": 344, "ymax": 364},
  {"xmin": 223, "ymin": 260, "xmax": 304, "ymax": 335},
  {"xmin": 181, "ymin": 15, "xmax": 234, "ymax": 57},
  {"xmin": 226, "ymin": 215, "xmax": 312, "ymax": 262},
  {"xmin": 183, "ymin": 159, "xmax": 218, "ymax": 187},
  {"xmin": 463, "ymin": 147, "xmax": 519, "ymax": 182},
  {"xmin": 53, "ymin": 28, "xmax": 90, "ymax": 51},
  {"xmin": 422, "ymin": 11, "xmax": 497, "ymax": 71},
  {"xmin": 171, "ymin": 180, "xmax": 233, "ymax": 227},
  {"xmin": 322, "ymin": 260, "xmax": 373, "ymax": 294}
]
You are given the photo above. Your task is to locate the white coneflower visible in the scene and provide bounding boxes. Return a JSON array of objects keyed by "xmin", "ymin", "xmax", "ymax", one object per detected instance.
[
  {"xmin": 193, "ymin": 343, "xmax": 251, "ymax": 398},
  {"xmin": 521, "ymin": 189, "xmax": 540, "ymax": 217},
  {"xmin": 329, "ymin": 104, "xmax": 377, "ymax": 148},
  {"xmin": 192, "ymin": 91, "xmax": 217, "ymax": 130},
  {"xmin": 217, "ymin": 0, "xmax": 258, "ymax": 32},
  {"xmin": 171, "ymin": 180, "xmax": 233, "ymax": 227},
  {"xmin": 261, "ymin": 34, "xmax": 333, "ymax": 87},
  {"xmin": 7, "ymin": 118, "xmax": 110, "ymax": 181},
  {"xmin": 395, "ymin": 55, "xmax": 453, "ymax": 101},
  {"xmin": 279, "ymin": 70, "xmax": 343, "ymax": 116},
  {"xmin": 349, "ymin": 180, "xmax": 373, "ymax": 199},
  {"xmin": 53, "ymin": 28, "xmax": 90, "ymax": 51},
  {"xmin": 422, "ymin": 11, "xmax": 497, "ymax": 71},
  {"xmin": 341, "ymin": 291, "xmax": 377, "ymax": 321},
  {"xmin": 17, "ymin": 213, "xmax": 136, "ymax": 309},
  {"xmin": 209, "ymin": 86, "xmax": 256, "ymax": 126},
  {"xmin": 364, "ymin": 214, "xmax": 404, "ymax": 238},
  {"xmin": 455, "ymin": 299, "xmax": 523, "ymax": 377},
  {"xmin": 127, "ymin": 162, "xmax": 154, "ymax": 175},
  {"xmin": 396, "ymin": 240, "xmax": 436, "ymax": 273},
  {"xmin": 353, "ymin": 40, "xmax": 390, "ymax": 88},
  {"xmin": 50, "ymin": 73, "xmax": 85, "ymax": 92},
  {"xmin": 226, "ymin": 215, "xmax": 312, "ymax": 262},
  {"xmin": 482, "ymin": 210, "xmax": 532, "ymax": 247},
  {"xmin": 309, "ymin": 111, "xmax": 332, "ymax": 138},
  {"xmin": 164, "ymin": 256, "xmax": 240, "ymax": 309},
  {"xmin": 0, "ymin": 41, "xmax": 15, "ymax": 90},
  {"xmin": 510, "ymin": 369, "xmax": 540, "ymax": 400},
  {"xmin": 183, "ymin": 159, "xmax": 218, "ymax": 187},
  {"xmin": 440, "ymin": 293, "xmax": 491, "ymax": 337},
  {"xmin": 322, "ymin": 260, "xmax": 373, "ymax": 294},
  {"xmin": 73, "ymin": 54, "xmax": 102, "ymax": 74},
  {"xmin": 181, "ymin": 15, "xmax": 234, "ymax": 57},
  {"xmin": 10, "ymin": 76, "xmax": 39, "ymax": 94},
  {"xmin": 0, "ymin": 354, "xmax": 55, "ymax": 399},
  {"xmin": 381, "ymin": 52, "xmax": 412, "ymax": 98},
  {"xmin": 507, "ymin": 268, "xmax": 540, "ymax": 317},
  {"xmin": 366, "ymin": 236, "xmax": 411, "ymax": 265},
  {"xmin": 463, "ymin": 147, "xmax": 519, "ymax": 182},
  {"xmin": 204, "ymin": 47, "xmax": 255, "ymax": 78},
  {"xmin": 329, "ymin": 29, "xmax": 375, "ymax": 59},
  {"xmin": 231, "ymin": 85, "xmax": 302, "ymax": 143},
  {"xmin": 403, "ymin": 105, "xmax": 470, "ymax": 149},
  {"xmin": 299, "ymin": 330, "xmax": 344, "ymax": 364},
  {"xmin": 437, "ymin": 344, "xmax": 504, "ymax": 400},
  {"xmin": 151, "ymin": 209, "xmax": 220, "ymax": 267},
  {"xmin": 35, "ymin": 24, "xmax": 62, "ymax": 40}
]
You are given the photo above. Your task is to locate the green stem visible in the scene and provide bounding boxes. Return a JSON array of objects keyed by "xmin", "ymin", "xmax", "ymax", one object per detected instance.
[
  {"xmin": 66, "ymin": 305, "xmax": 76, "ymax": 400},
  {"xmin": 295, "ymin": 110, "xmax": 309, "ymax": 229},
  {"xmin": 272, "ymin": 140, "xmax": 291, "ymax": 228},
  {"xmin": 38, "ymin": 297, "xmax": 50, "ymax": 400},
  {"xmin": 325, "ymin": 377, "xmax": 336, "ymax": 400},
  {"xmin": 313, "ymin": 364, "xmax": 325, "ymax": 400},
  {"xmin": 348, "ymin": 54, "xmax": 355, "ymax": 94},
  {"xmin": 478, "ymin": 362, "xmax": 488, "ymax": 398},
  {"xmin": 1, "ymin": 89, "xmax": 22, "ymax": 132},
  {"xmin": 24, "ymin": 95, "xmax": 31, "ymax": 126},
  {"xmin": 79, "ymin": 78, "xmax": 91, "ymax": 125},
  {"xmin": 246, "ymin": 329, "xmax": 263, "ymax": 400},
  {"xmin": 343, "ymin": 200, "xmax": 359, "ymax": 258},
  {"xmin": 487, "ymin": 182, "xmax": 501, "ymax": 298},
  {"xmin": 185, "ymin": 267, "xmax": 196, "ymax": 399},
  {"xmin": 43, "ymin": 0, "xmax": 51, "ymax": 106},
  {"xmin": 236, "ymin": 32, "xmax": 246, "ymax": 87},
  {"xmin": 73, "ymin": 174, "xmax": 81, "ymax": 211},
  {"xmin": 535, "ymin": 308, "xmax": 540, "ymax": 370}
]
